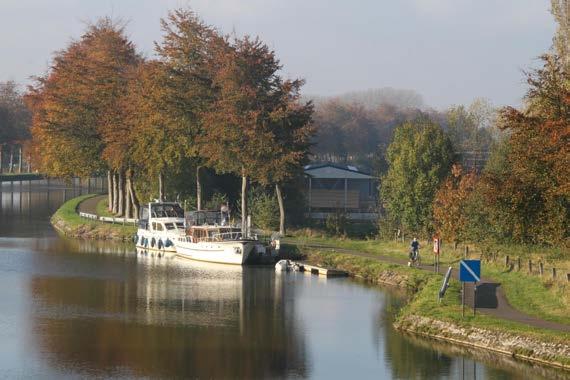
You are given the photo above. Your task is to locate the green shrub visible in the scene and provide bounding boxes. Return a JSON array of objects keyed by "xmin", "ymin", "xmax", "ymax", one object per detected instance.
[
  {"xmin": 249, "ymin": 191, "xmax": 279, "ymax": 230},
  {"xmin": 325, "ymin": 209, "xmax": 348, "ymax": 236}
]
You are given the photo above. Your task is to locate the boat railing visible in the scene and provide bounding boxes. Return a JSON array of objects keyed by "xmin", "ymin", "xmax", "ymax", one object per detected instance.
[{"xmin": 178, "ymin": 231, "xmax": 258, "ymax": 243}]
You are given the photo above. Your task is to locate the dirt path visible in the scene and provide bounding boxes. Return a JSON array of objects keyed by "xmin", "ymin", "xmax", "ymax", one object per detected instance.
[
  {"xmin": 77, "ymin": 195, "xmax": 106, "ymax": 215},
  {"xmin": 288, "ymin": 240, "xmax": 570, "ymax": 333}
]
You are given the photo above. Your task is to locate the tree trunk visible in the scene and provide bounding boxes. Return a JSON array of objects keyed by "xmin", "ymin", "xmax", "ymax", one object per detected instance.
[
  {"xmin": 158, "ymin": 171, "xmax": 165, "ymax": 201},
  {"xmin": 27, "ymin": 155, "xmax": 31, "ymax": 173},
  {"xmin": 275, "ymin": 183, "xmax": 285, "ymax": 236},
  {"xmin": 0, "ymin": 145, "xmax": 3, "ymax": 173},
  {"xmin": 125, "ymin": 171, "xmax": 132, "ymax": 219},
  {"xmin": 241, "ymin": 171, "xmax": 248, "ymax": 234},
  {"xmin": 8, "ymin": 146, "xmax": 13, "ymax": 173},
  {"xmin": 196, "ymin": 165, "xmax": 202, "ymax": 211},
  {"xmin": 107, "ymin": 170, "xmax": 113, "ymax": 212},
  {"xmin": 118, "ymin": 170, "xmax": 125, "ymax": 216},
  {"xmin": 129, "ymin": 173, "xmax": 140, "ymax": 219},
  {"xmin": 18, "ymin": 146, "xmax": 22, "ymax": 173},
  {"xmin": 112, "ymin": 171, "xmax": 119, "ymax": 214}
]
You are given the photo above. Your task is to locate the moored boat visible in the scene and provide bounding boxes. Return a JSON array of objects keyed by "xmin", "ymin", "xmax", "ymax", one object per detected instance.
[
  {"xmin": 174, "ymin": 210, "xmax": 278, "ymax": 265},
  {"xmin": 134, "ymin": 201, "xmax": 186, "ymax": 252}
]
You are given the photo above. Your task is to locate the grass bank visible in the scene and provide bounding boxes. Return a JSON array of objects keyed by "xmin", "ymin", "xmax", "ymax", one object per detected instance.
[
  {"xmin": 51, "ymin": 194, "xmax": 136, "ymax": 241},
  {"xmin": 396, "ymin": 276, "xmax": 570, "ymax": 368}
]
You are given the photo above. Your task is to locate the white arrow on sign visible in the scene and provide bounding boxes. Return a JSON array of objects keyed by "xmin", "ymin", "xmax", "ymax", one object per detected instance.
[{"xmin": 460, "ymin": 260, "xmax": 480, "ymax": 282}]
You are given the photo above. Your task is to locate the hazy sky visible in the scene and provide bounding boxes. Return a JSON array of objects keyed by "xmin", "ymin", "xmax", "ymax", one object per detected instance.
[{"xmin": 0, "ymin": 0, "xmax": 557, "ymax": 109}]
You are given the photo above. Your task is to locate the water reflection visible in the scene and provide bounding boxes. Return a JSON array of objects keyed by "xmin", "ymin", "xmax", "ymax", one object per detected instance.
[{"xmin": 29, "ymin": 247, "xmax": 308, "ymax": 379}]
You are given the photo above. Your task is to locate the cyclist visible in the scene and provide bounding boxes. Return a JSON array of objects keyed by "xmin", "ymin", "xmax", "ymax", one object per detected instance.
[{"xmin": 409, "ymin": 238, "xmax": 420, "ymax": 265}]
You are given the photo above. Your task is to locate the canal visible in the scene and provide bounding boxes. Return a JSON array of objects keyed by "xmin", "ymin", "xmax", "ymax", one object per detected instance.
[{"xmin": 0, "ymin": 183, "xmax": 565, "ymax": 379}]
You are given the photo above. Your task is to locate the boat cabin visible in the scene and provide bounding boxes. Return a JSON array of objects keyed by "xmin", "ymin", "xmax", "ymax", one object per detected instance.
[
  {"xmin": 187, "ymin": 226, "xmax": 244, "ymax": 242},
  {"xmin": 138, "ymin": 202, "xmax": 185, "ymax": 231},
  {"xmin": 186, "ymin": 210, "xmax": 230, "ymax": 227}
]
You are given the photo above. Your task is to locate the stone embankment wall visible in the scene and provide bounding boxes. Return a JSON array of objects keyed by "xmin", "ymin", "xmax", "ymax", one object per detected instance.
[{"xmin": 395, "ymin": 315, "xmax": 570, "ymax": 371}]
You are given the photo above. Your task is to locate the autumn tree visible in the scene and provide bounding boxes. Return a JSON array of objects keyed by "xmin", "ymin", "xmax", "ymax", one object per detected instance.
[
  {"xmin": 256, "ymin": 81, "xmax": 314, "ymax": 235},
  {"xmin": 200, "ymin": 35, "xmax": 313, "ymax": 232},
  {"xmin": 481, "ymin": 54, "xmax": 569, "ymax": 245},
  {"xmin": 129, "ymin": 9, "xmax": 223, "ymax": 204},
  {"xmin": 432, "ymin": 164, "xmax": 478, "ymax": 244},
  {"xmin": 26, "ymin": 18, "xmax": 141, "ymax": 217},
  {"xmin": 381, "ymin": 118, "xmax": 455, "ymax": 236},
  {"xmin": 551, "ymin": 0, "xmax": 569, "ymax": 71}
]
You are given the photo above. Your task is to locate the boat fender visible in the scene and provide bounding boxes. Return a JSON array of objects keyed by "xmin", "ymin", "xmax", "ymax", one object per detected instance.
[
  {"xmin": 165, "ymin": 239, "xmax": 173, "ymax": 248},
  {"xmin": 157, "ymin": 239, "xmax": 163, "ymax": 250},
  {"xmin": 151, "ymin": 238, "xmax": 156, "ymax": 248}
]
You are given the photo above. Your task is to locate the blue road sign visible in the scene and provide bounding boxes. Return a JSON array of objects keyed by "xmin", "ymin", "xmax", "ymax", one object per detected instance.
[{"xmin": 459, "ymin": 260, "xmax": 481, "ymax": 282}]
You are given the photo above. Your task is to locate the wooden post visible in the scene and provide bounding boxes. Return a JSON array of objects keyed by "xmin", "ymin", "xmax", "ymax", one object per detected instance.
[
  {"xmin": 567, "ymin": 273, "xmax": 570, "ymax": 283},
  {"xmin": 552, "ymin": 268, "xmax": 556, "ymax": 279},
  {"xmin": 462, "ymin": 282, "xmax": 465, "ymax": 317},
  {"xmin": 344, "ymin": 178, "xmax": 348, "ymax": 211},
  {"xmin": 464, "ymin": 245, "xmax": 469, "ymax": 259},
  {"xmin": 528, "ymin": 259, "xmax": 532, "ymax": 274},
  {"xmin": 539, "ymin": 261, "xmax": 544, "ymax": 276},
  {"xmin": 308, "ymin": 177, "xmax": 312, "ymax": 214},
  {"xmin": 505, "ymin": 255, "xmax": 509, "ymax": 267},
  {"xmin": 516, "ymin": 257, "xmax": 521, "ymax": 271}
]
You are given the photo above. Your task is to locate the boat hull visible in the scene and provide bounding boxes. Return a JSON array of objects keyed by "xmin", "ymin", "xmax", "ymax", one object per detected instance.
[
  {"xmin": 174, "ymin": 240, "xmax": 259, "ymax": 265},
  {"xmin": 135, "ymin": 228, "xmax": 180, "ymax": 252}
]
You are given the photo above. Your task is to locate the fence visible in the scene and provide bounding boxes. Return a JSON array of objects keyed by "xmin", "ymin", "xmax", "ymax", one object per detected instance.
[
  {"xmin": 79, "ymin": 211, "xmax": 138, "ymax": 226},
  {"xmin": 480, "ymin": 250, "xmax": 570, "ymax": 284}
]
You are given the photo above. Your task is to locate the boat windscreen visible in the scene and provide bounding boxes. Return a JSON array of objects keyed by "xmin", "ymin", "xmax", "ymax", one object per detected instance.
[{"xmin": 151, "ymin": 204, "xmax": 184, "ymax": 218}]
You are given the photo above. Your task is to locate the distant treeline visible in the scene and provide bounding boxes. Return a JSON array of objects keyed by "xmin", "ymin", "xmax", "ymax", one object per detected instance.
[
  {"xmin": 0, "ymin": 81, "xmax": 31, "ymax": 173},
  {"xmin": 310, "ymin": 95, "xmax": 498, "ymax": 174}
]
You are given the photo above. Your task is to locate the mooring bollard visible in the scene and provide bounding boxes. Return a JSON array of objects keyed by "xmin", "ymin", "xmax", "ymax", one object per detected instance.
[
  {"xmin": 539, "ymin": 261, "xmax": 544, "ymax": 276},
  {"xmin": 552, "ymin": 267, "xmax": 557, "ymax": 279}
]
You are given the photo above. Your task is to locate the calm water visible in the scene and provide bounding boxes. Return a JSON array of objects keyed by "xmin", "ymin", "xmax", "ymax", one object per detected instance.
[{"xmin": 0, "ymin": 182, "xmax": 566, "ymax": 379}]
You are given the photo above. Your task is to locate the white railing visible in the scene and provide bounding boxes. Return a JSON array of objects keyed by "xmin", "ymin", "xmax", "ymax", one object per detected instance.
[
  {"xmin": 179, "ymin": 231, "xmax": 258, "ymax": 243},
  {"xmin": 78, "ymin": 211, "xmax": 138, "ymax": 225}
]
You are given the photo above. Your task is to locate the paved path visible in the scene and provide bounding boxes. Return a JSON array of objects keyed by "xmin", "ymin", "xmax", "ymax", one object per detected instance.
[
  {"xmin": 287, "ymin": 240, "xmax": 570, "ymax": 333},
  {"xmin": 78, "ymin": 194, "xmax": 106, "ymax": 215}
]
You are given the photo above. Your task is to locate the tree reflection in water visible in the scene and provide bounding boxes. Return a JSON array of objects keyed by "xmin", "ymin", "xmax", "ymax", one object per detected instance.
[{"xmin": 29, "ymin": 250, "xmax": 309, "ymax": 379}]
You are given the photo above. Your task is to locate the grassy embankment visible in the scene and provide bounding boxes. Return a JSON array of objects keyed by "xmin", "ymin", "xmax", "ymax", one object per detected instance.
[
  {"xmin": 287, "ymin": 230, "xmax": 570, "ymax": 327},
  {"xmin": 51, "ymin": 194, "xmax": 136, "ymax": 240},
  {"xmin": 95, "ymin": 198, "xmax": 115, "ymax": 218},
  {"xmin": 397, "ymin": 275, "xmax": 570, "ymax": 367}
]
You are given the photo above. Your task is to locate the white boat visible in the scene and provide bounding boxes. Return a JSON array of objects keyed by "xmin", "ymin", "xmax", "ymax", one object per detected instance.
[
  {"xmin": 174, "ymin": 210, "xmax": 278, "ymax": 265},
  {"xmin": 134, "ymin": 201, "xmax": 186, "ymax": 252}
]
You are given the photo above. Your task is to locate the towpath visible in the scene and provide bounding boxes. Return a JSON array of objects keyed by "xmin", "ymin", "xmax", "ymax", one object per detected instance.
[
  {"xmin": 286, "ymin": 240, "xmax": 570, "ymax": 333},
  {"xmin": 77, "ymin": 194, "xmax": 106, "ymax": 215}
]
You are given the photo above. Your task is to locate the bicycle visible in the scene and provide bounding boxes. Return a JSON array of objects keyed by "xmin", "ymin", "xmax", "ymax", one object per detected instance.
[{"xmin": 408, "ymin": 249, "xmax": 421, "ymax": 267}]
